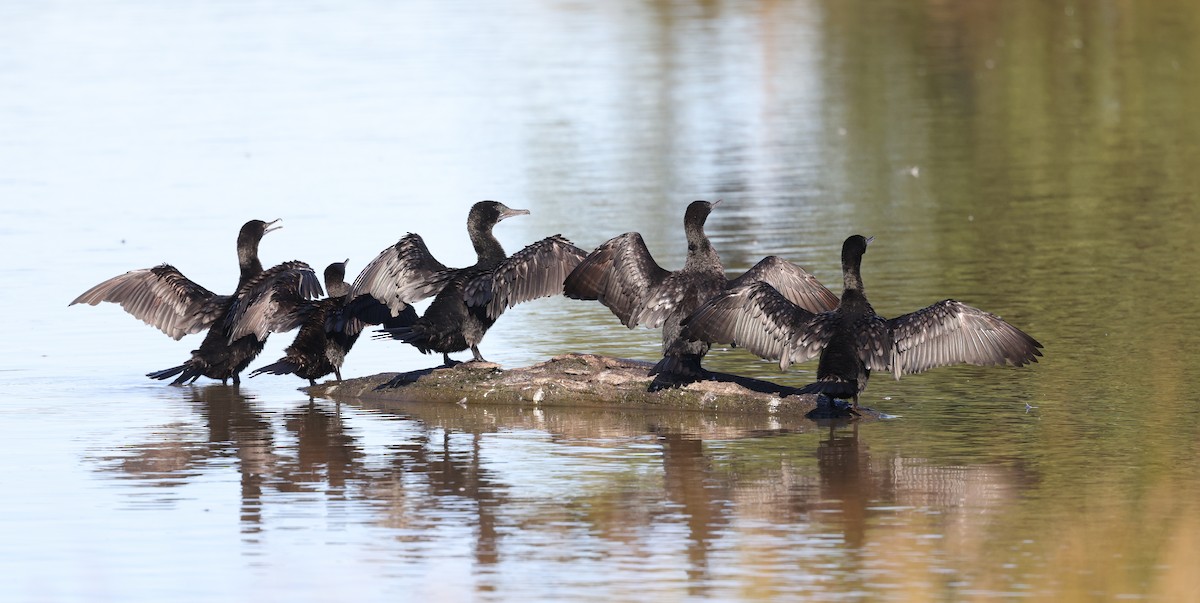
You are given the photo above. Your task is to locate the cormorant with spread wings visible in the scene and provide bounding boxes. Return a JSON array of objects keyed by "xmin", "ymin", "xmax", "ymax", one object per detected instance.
[
  {"xmin": 681, "ymin": 234, "xmax": 1042, "ymax": 409},
  {"xmin": 71, "ymin": 219, "xmax": 323, "ymax": 385},
  {"xmin": 563, "ymin": 200, "xmax": 839, "ymax": 390},
  {"xmin": 354, "ymin": 201, "xmax": 587, "ymax": 366}
]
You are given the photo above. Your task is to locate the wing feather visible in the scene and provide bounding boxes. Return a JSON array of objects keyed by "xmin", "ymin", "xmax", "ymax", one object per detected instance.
[
  {"xmin": 731, "ymin": 256, "xmax": 840, "ymax": 313},
  {"xmin": 563, "ymin": 232, "xmax": 671, "ymax": 328},
  {"xmin": 227, "ymin": 261, "xmax": 324, "ymax": 342},
  {"xmin": 464, "ymin": 235, "xmax": 588, "ymax": 319},
  {"xmin": 348, "ymin": 234, "xmax": 450, "ymax": 317},
  {"xmin": 682, "ymin": 281, "xmax": 830, "ymax": 369},
  {"xmin": 70, "ymin": 264, "xmax": 223, "ymax": 340},
  {"xmin": 886, "ymin": 299, "xmax": 1043, "ymax": 379}
]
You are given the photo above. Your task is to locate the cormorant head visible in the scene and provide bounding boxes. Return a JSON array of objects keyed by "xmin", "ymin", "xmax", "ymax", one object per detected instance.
[
  {"xmin": 325, "ymin": 259, "xmax": 350, "ymax": 297},
  {"xmin": 683, "ymin": 199, "xmax": 719, "ymax": 229},
  {"xmin": 843, "ymin": 234, "xmax": 873, "ymax": 256},
  {"xmin": 470, "ymin": 201, "xmax": 530, "ymax": 228},
  {"xmin": 238, "ymin": 219, "xmax": 282, "ymax": 247}
]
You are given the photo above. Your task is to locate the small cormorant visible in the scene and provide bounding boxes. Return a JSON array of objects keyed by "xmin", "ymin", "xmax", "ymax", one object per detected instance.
[
  {"xmin": 250, "ymin": 260, "xmax": 419, "ymax": 385},
  {"xmin": 681, "ymin": 234, "xmax": 1043, "ymax": 409},
  {"xmin": 70, "ymin": 219, "xmax": 323, "ymax": 385},
  {"xmin": 352, "ymin": 201, "xmax": 587, "ymax": 366},
  {"xmin": 562, "ymin": 200, "xmax": 840, "ymax": 390}
]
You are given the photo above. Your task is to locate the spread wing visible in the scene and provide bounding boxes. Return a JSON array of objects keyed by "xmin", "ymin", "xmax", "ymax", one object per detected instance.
[
  {"xmin": 562, "ymin": 232, "xmax": 671, "ymax": 328},
  {"xmin": 731, "ymin": 255, "xmax": 840, "ymax": 313},
  {"xmin": 69, "ymin": 264, "xmax": 226, "ymax": 340},
  {"xmin": 464, "ymin": 235, "xmax": 588, "ymax": 319},
  {"xmin": 682, "ymin": 281, "xmax": 834, "ymax": 370},
  {"xmin": 885, "ymin": 299, "xmax": 1043, "ymax": 379},
  {"xmin": 226, "ymin": 261, "xmax": 324, "ymax": 342},
  {"xmin": 349, "ymin": 234, "xmax": 450, "ymax": 317}
]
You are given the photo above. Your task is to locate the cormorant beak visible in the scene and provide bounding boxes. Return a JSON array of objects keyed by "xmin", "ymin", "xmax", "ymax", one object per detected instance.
[
  {"xmin": 865, "ymin": 236, "xmax": 875, "ymax": 246},
  {"xmin": 498, "ymin": 207, "xmax": 531, "ymax": 221},
  {"xmin": 712, "ymin": 199, "xmax": 722, "ymax": 207},
  {"xmin": 263, "ymin": 219, "xmax": 283, "ymax": 235}
]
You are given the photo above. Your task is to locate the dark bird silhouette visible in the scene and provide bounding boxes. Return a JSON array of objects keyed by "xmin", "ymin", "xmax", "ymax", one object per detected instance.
[
  {"xmin": 681, "ymin": 234, "xmax": 1043, "ymax": 409},
  {"xmin": 70, "ymin": 219, "xmax": 323, "ymax": 385},
  {"xmin": 353, "ymin": 201, "xmax": 587, "ymax": 366},
  {"xmin": 250, "ymin": 260, "xmax": 418, "ymax": 385},
  {"xmin": 562, "ymin": 200, "xmax": 839, "ymax": 390}
]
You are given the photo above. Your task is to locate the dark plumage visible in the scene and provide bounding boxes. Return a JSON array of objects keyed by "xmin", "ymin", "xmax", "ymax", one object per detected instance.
[
  {"xmin": 354, "ymin": 201, "xmax": 588, "ymax": 366},
  {"xmin": 71, "ymin": 219, "xmax": 323, "ymax": 385},
  {"xmin": 562, "ymin": 200, "xmax": 839, "ymax": 389},
  {"xmin": 681, "ymin": 235, "xmax": 1043, "ymax": 409},
  {"xmin": 250, "ymin": 260, "xmax": 419, "ymax": 385}
]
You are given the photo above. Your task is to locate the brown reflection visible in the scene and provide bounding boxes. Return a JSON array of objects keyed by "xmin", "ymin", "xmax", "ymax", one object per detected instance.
[
  {"xmin": 89, "ymin": 386, "xmax": 375, "ymax": 535},
  {"xmin": 278, "ymin": 401, "xmax": 363, "ymax": 495},
  {"xmin": 813, "ymin": 423, "xmax": 873, "ymax": 549},
  {"xmin": 653, "ymin": 427, "xmax": 733, "ymax": 594},
  {"xmin": 189, "ymin": 386, "xmax": 277, "ymax": 530},
  {"xmin": 90, "ymin": 387, "xmax": 1045, "ymax": 599},
  {"xmin": 385, "ymin": 428, "xmax": 507, "ymax": 572}
]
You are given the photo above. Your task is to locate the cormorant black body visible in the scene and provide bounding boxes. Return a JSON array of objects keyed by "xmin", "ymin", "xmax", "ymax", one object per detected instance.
[
  {"xmin": 353, "ymin": 201, "xmax": 587, "ymax": 366},
  {"xmin": 563, "ymin": 200, "xmax": 839, "ymax": 390},
  {"xmin": 251, "ymin": 260, "xmax": 418, "ymax": 385},
  {"xmin": 681, "ymin": 235, "xmax": 1043, "ymax": 409},
  {"xmin": 71, "ymin": 219, "xmax": 322, "ymax": 385}
]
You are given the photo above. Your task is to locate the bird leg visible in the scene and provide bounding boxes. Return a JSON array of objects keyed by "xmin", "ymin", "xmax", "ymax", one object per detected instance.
[
  {"xmin": 333, "ymin": 368, "xmax": 343, "ymax": 382},
  {"xmin": 470, "ymin": 345, "xmax": 487, "ymax": 363},
  {"xmin": 441, "ymin": 353, "xmax": 460, "ymax": 367}
]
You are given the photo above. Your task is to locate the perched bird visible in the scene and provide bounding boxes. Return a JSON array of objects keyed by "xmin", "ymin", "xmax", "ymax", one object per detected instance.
[
  {"xmin": 250, "ymin": 260, "xmax": 418, "ymax": 385},
  {"xmin": 681, "ymin": 234, "xmax": 1043, "ymax": 409},
  {"xmin": 353, "ymin": 200, "xmax": 587, "ymax": 366},
  {"xmin": 562, "ymin": 200, "xmax": 839, "ymax": 390},
  {"xmin": 70, "ymin": 219, "xmax": 323, "ymax": 385}
]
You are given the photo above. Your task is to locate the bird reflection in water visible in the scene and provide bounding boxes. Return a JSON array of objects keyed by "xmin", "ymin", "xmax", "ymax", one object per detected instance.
[
  {"xmin": 652, "ymin": 427, "xmax": 733, "ymax": 596},
  {"xmin": 88, "ymin": 386, "xmax": 372, "ymax": 535},
  {"xmin": 386, "ymin": 429, "xmax": 507, "ymax": 571},
  {"xmin": 186, "ymin": 386, "xmax": 277, "ymax": 532},
  {"xmin": 812, "ymin": 423, "xmax": 872, "ymax": 549}
]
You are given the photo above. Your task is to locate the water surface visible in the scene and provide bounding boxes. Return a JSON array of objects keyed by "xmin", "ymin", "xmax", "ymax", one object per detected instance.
[{"xmin": 3, "ymin": 0, "xmax": 1199, "ymax": 601}]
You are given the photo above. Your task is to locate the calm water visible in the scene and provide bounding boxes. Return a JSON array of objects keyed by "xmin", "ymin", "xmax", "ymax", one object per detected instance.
[{"xmin": 3, "ymin": 1, "xmax": 1200, "ymax": 601}]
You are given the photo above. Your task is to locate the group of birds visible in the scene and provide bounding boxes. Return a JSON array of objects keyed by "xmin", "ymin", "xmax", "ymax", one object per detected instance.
[{"xmin": 72, "ymin": 200, "xmax": 1042, "ymax": 410}]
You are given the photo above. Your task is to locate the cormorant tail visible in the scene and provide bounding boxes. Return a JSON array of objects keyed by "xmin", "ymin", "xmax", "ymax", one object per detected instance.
[
  {"xmin": 146, "ymin": 364, "xmax": 187, "ymax": 381},
  {"xmin": 249, "ymin": 359, "xmax": 300, "ymax": 378},
  {"xmin": 146, "ymin": 362, "xmax": 203, "ymax": 385},
  {"xmin": 797, "ymin": 378, "xmax": 858, "ymax": 400}
]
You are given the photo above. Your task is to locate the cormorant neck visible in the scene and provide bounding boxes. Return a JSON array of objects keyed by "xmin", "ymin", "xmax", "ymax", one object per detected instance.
[
  {"xmin": 842, "ymin": 253, "xmax": 864, "ymax": 292},
  {"xmin": 682, "ymin": 214, "xmax": 722, "ymax": 273},
  {"xmin": 236, "ymin": 240, "xmax": 264, "ymax": 287},
  {"xmin": 468, "ymin": 220, "xmax": 507, "ymax": 264}
]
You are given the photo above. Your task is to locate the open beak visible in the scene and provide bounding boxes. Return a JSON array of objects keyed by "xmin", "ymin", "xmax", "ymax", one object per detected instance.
[
  {"xmin": 865, "ymin": 236, "xmax": 875, "ymax": 246},
  {"xmin": 264, "ymin": 218, "xmax": 282, "ymax": 235}
]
